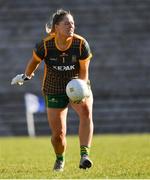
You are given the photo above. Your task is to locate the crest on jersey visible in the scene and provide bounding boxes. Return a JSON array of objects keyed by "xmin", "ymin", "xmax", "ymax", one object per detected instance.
[{"xmin": 72, "ymin": 55, "xmax": 77, "ymax": 62}]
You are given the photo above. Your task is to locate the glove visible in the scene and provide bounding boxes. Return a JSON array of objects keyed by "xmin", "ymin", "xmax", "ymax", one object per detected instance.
[{"xmin": 11, "ymin": 74, "xmax": 31, "ymax": 85}]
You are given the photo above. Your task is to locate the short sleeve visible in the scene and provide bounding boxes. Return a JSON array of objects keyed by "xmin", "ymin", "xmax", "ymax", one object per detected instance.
[
  {"xmin": 33, "ymin": 40, "xmax": 45, "ymax": 61},
  {"xmin": 80, "ymin": 39, "xmax": 92, "ymax": 61}
]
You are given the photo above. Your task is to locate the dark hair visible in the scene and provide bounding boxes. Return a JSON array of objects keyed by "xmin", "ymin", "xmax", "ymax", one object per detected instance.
[{"xmin": 46, "ymin": 9, "xmax": 72, "ymax": 33}]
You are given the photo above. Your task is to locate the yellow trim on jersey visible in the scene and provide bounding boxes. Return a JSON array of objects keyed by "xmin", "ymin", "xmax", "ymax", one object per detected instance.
[
  {"xmin": 73, "ymin": 34, "xmax": 89, "ymax": 57},
  {"xmin": 73, "ymin": 33, "xmax": 84, "ymax": 40},
  {"xmin": 42, "ymin": 64, "xmax": 47, "ymax": 91},
  {"xmin": 55, "ymin": 36, "xmax": 73, "ymax": 51},
  {"xmin": 79, "ymin": 39, "xmax": 83, "ymax": 56},
  {"xmin": 43, "ymin": 33, "xmax": 55, "ymax": 41},
  {"xmin": 44, "ymin": 41, "xmax": 47, "ymax": 57},
  {"xmin": 79, "ymin": 53, "xmax": 92, "ymax": 62},
  {"xmin": 33, "ymin": 50, "xmax": 42, "ymax": 62},
  {"xmin": 43, "ymin": 33, "xmax": 55, "ymax": 57}
]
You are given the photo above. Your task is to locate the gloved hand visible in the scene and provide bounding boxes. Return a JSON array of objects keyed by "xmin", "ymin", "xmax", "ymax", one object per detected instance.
[{"xmin": 11, "ymin": 74, "xmax": 31, "ymax": 85}]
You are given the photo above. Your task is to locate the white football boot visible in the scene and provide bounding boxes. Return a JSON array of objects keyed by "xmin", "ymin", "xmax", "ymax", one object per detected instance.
[
  {"xmin": 53, "ymin": 160, "xmax": 65, "ymax": 172},
  {"xmin": 79, "ymin": 155, "xmax": 93, "ymax": 169}
]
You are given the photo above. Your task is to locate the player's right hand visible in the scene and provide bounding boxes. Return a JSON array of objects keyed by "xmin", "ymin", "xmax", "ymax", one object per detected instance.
[
  {"xmin": 11, "ymin": 74, "xmax": 25, "ymax": 85},
  {"xmin": 11, "ymin": 73, "xmax": 33, "ymax": 85},
  {"xmin": 11, "ymin": 73, "xmax": 34, "ymax": 85}
]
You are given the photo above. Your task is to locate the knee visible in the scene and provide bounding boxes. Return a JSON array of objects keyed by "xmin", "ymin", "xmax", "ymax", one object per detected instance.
[
  {"xmin": 79, "ymin": 107, "xmax": 93, "ymax": 125},
  {"xmin": 52, "ymin": 131, "xmax": 66, "ymax": 143},
  {"xmin": 81, "ymin": 107, "xmax": 92, "ymax": 119}
]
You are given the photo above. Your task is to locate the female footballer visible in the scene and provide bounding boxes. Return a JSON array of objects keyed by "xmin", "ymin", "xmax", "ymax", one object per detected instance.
[{"xmin": 11, "ymin": 9, "xmax": 94, "ymax": 172}]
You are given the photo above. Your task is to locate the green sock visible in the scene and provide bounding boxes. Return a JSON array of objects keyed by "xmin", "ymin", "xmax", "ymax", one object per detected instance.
[
  {"xmin": 80, "ymin": 145, "xmax": 90, "ymax": 157},
  {"xmin": 56, "ymin": 154, "xmax": 65, "ymax": 161}
]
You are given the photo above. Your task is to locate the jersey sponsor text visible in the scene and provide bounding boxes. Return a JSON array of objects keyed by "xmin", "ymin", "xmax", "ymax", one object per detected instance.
[{"xmin": 53, "ymin": 65, "xmax": 75, "ymax": 71}]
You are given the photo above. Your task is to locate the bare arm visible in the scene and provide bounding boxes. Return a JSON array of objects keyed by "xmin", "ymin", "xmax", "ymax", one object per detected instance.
[
  {"xmin": 25, "ymin": 56, "xmax": 41, "ymax": 77},
  {"xmin": 79, "ymin": 59, "xmax": 91, "ymax": 82},
  {"xmin": 11, "ymin": 50, "xmax": 42, "ymax": 85}
]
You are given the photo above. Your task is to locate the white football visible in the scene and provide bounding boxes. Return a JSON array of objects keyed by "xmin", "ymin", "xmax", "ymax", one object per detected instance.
[{"xmin": 66, "ymin": 79, "xmax": 90, "ymax": 102}]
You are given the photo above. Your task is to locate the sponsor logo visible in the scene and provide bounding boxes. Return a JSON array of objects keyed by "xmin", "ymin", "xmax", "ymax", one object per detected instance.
[
  {"xmin": 72, "ymin": 55, "xmax": 77, "ymax": 62},
  {"xmin": 50, "ymin": 58, "xmax": 57, "ymax": 61},
  {"xmin": 69, "ymin": 87, "xmax": 74, "ymax": 92},
  {"xmin": 49, "ymin": 98, "xmax": 58, "ymax": 103},
  {"xmin": 53, "ymin": 65, "xmax": 75, "ymax": 71}
]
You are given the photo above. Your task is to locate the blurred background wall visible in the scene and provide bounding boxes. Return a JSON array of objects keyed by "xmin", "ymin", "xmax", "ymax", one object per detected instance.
[{"xmin": 1, "ymin": 0, "xmax": 150, "ymax": 136}]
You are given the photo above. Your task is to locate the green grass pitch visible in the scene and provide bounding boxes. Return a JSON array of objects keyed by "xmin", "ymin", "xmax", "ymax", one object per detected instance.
[{"xmin": 0, "ymin": 134, "xmax": 150, "ymax": 179}]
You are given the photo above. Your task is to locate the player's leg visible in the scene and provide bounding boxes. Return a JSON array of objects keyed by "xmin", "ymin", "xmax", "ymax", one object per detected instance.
[
  {"xmin": 45, "ymin": 94, "xmax": 69, "ymax": 171},
  {"xmin": 71, "ymin": 92, "xmax": 94, "ymax": 169},
  {"xmin": 47, "ymin": 107, "xmax": 68, "ymax": 171}
]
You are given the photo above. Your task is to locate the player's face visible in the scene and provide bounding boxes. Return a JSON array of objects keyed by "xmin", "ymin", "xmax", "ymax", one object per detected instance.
[{"xmin": 55, "ymin": 14, "xmax": 75, "ymax": 38}]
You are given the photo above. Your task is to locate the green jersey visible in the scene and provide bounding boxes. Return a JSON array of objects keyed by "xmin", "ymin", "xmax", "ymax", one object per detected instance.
[{"xmin": 33, "ymin": 33, "xmax": 92, "ymax": 95}]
